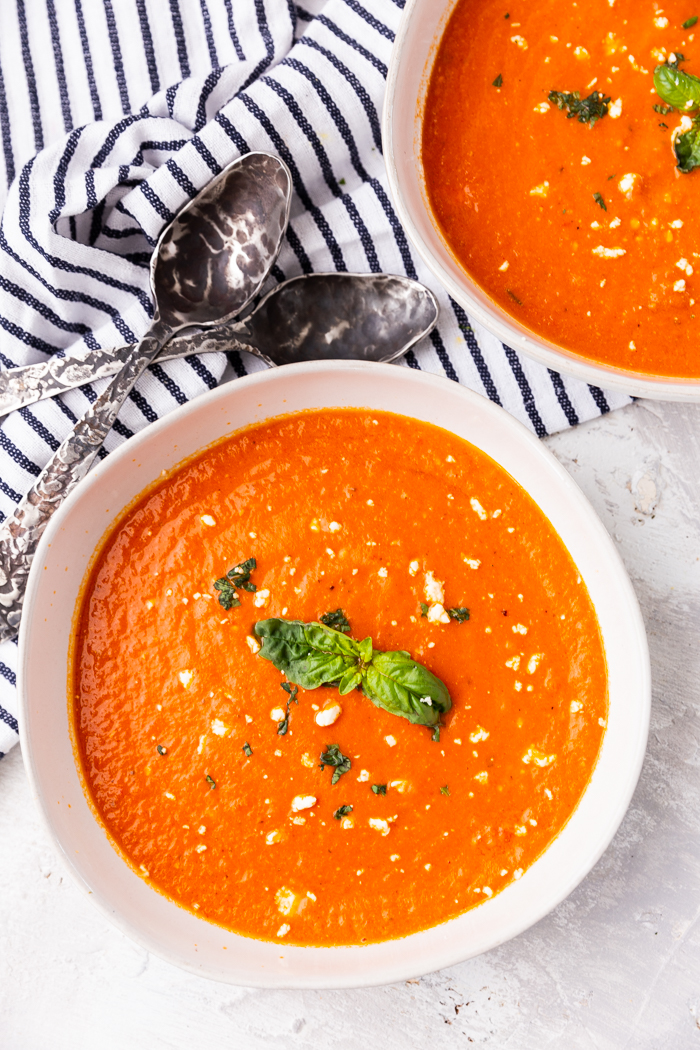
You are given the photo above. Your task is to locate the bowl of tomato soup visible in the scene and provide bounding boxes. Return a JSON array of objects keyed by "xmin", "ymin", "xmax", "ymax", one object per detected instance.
[
  {"xmin": 18, "ymin": 362, "xmax": 649, "ymax": 987},
  {"xmin": 385, "ymin": 0, "xmax": 700, "ymax": 399}
]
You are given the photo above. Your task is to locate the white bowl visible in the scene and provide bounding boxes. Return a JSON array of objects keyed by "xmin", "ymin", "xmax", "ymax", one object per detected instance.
[
  {"xmin": 383, "ymin": 0, "xmax": 700, "ymax": 401},
  {"xmin": 19, "ymin": 362, "xmax": 650, "ymax": 987}
]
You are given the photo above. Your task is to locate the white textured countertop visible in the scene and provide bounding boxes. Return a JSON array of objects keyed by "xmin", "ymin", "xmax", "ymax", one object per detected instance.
[{"xmin": 2, "ymin": 397, "xmax": 699, "ymax": 1050}]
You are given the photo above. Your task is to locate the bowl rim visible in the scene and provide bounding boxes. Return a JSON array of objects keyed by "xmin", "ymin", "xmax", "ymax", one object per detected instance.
[
  {"xmin": 18, "ymin": 360, "xmax": 651, "ymax": 988},
  {"xmin": 382, "ymin": 0, "xmax": 700, "ymax": 402}
]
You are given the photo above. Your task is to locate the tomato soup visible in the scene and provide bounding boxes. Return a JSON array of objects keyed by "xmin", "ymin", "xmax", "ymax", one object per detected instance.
[
  {"xmin": 423, "ymin": 0, "xmax": 700, "ymax": 378},
  {"xmin": 73, "ymin": 410, "xmax": 607, "ymax": 947}
]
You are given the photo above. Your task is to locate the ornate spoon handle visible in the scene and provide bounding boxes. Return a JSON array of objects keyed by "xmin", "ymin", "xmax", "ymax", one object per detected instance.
[{"xmin": 0, "ymin": 319, "xmax": 172, "ymax": 641}]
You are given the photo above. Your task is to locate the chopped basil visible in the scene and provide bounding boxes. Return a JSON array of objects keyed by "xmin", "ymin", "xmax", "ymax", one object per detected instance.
[
  {"xmin": 320, "ymin": 608, "xmax": 351, "ymax": 633},
  {"xmin": 277, "ymin": 683, "xmax": 299, "ymax": 735},
  {"xmin": 432, "ymin": 726, "xmax": 440, "ymax": 742},
  {"xmin": 320, "ymin": 744, "xmax": 352, "ymax": 784},
  {"xmin": 255, "ymin": 617, "xmax": 452, "ymax": 730},
  {"xmin": 206, "ymin": 773, "xmax": 216, "ymax": 789},
  {"xmin": 548, "ymin": 89, "xmax": 611, "ymax": 127},
  {"xmin": 242, "ymin": 742, "xmax": 253, "ymax": 757},
  {"xmin": 420, "ymin": 602, "xmax": 429, "ymax": 617},
  {"xmin": 493, "ymin": 73, "xmax": 503, "ymax": 88},
  {"xmin": 440, "ymin": 784, "xmax": 450, "ymax": 796},
  {"xmin": 372, "ymin": 784, "xmax": 387, "ymax": 795},
  {"xmin": 156, "ymin": 744, "xmax": 167, "ymax": 755},
  {"xmin": 333, "ymin": 804, "xmax": 353, "ymax": 820},
  {"xmin": 213, "ymin": 556, "xmax": 257, "ymax": 609},
  {"xmin": 447, "ymin": 606, "xmax": 470, "ymax": 623},
  {"xmin": 682, "ymin": 15, "xmax": 698, "ymax": 28},
  {"xmin": 653, "ymin": 103, "xmax": 674, "ymax": 114},
  {"xmin": 507, "ymin": 289, "xmax": 523, "ymax": 306},
  {"xmin": 592, "ymin": 192, "xmax": 607, "ymax": 211}
]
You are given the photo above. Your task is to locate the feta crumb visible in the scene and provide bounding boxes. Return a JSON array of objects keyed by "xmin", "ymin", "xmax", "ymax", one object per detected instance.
[
  {"xmin": 618, "ymin": 172, "xmax": 640, "ymax": 199},
  {"xmin": 454, "ymin": 738, "xmax": 462, "ymax": 745},
  {"xmin": 592, "ymin": 245, "xmax": 626, "ymax": 258},
  {"xmin": 574, "ymin": 45, "xmax": 588, "ymax": 59},
  {"xmin": 512, "ymin": 623, "xmax": 528, "ymax": 635},
  {"xmin": 315, "ymin": 702, "xmax": 342, "ymax": 727},
  {"xmin": 356, "ymin": 770, "xmax": 370, "ymax": 783},
  {"xmin": 307, "ymin": 891, "xmax": 317, "ymax": 902},
  {"xmin": 424, "ymin": 863, "xmax": 432, "ymax": 871},
  {"xmin": 369, "ymin": 818, "xmax": 391, "ymax": 836},
  {"xmin": 514, "ymin": 825, "xmax": 527, "ymax": 836},
  {"xmin": 253, "ymin": 589, "xmax": 270, "ymax": 608},
  {"xmin": 470, "ymin": 497, "xmax": 488, "ymax": 520},
  {"xmin": 674, "ymin": 279, "xmax": 686, "ymax": 292},
  {"xmin": 211, "ymin": 719, "xmax": 230, "ymax": 737},
  {"xmin": 514, "ymin": 680, "xmax": 523, "ymax": 692},
  {"xmin": 200, "ymin": 514, "xmax": 216, "ymax": 527},
  {"xmin": 424, "ymin": 570, "xmax": 445, "ymax": 603},
  {"xmin": 248, "ymin": 531, "xmax": 257, "ymax": 539},
  {"xmin": 385, "ymin": 735, "xmax": 397, "ymax": 747},
  {"xmin": 340, "ymin": 816, "xmax": 354, "ymax": 829},
  {"xmin": 608, "ymin": 97, "xmax": 622, "ymax": 118},
  {"xmin": 470, "ymin": 726, "xmax": 490, "ymax": 743},
  {"xmin": 245, "ymin": 714, "xmax": 253, "ymax": 723},
  {"xmin": 500, "ymin": 869, "xmax": 508, "ymax": 876},
  {"xmin": 325, "ymin": 547, "xmax": 336, "ymax": 559},
  {"xmin": 529, "ymin": 819, "xmax": 537, "ymax": 826},
  {"xmin": 276, "ymin": 888, "xmax": 295, "ymax": 914},
  {"xmin": 511, "ymin": 34, "xmax": 528, "ymax": 49},
  {"xmin": 270, "ymin": 707, "xmax": 286, "ymax": 722},
  {"xmin": 609, "ymin": 217, "xmax": 621, "ymax": 228},
  {"xmin": 463, "ymin": 557, "xmax": 481, "ymax": 569},
  {"xmin": 671, "ymin": 219, "xmax": 684, "ymax": 228},
  {"xmin": 197, "ymin": 734, "xmax": 206, "ymax": 754},
  {"xmin": 474, "ymin": 771, "xmax": 488, "ymax": 784},
  {"xmin": 310, "ymin": 518, "xmax": 320, "ymax": 531},
  {"xmin": 544, "ymin": 788, "xmax": 553, "ymax": 800},
  {"xmin": 522, "ymin": 747, "xmax": 556, "ymax": 767},
  {"xmin": 195, "ymin": 843, "xmax": 207, "ymax": 853},
  {"xmin": 408, "ymin": 559, "xmax": 419, "ymax": 575},
  {"xmin": 291, "ymin": 816, "xmax": 306, "ymax": 825},
  {"xmin": 178, "ymin": 669, "xmax": 194, "ymax": 688},
  {"xmin": 328, "ymin": 521, "xmax": 342, "ymax": 532},
  {"xmin": 570, "ymin": 700, "xmax": 583, "ymax": 713},
  {"xmin": 482, "ymin": 886, "xmax": 493, "ymax": 897},
  {"xmin": 599, "ymin": 717, "xmax": 607, "ymax": 727},
  {"xmin": 277, "ymin": 924, "xmax": 290, "ymax": 937},
  {"xmin": 389, "ymin": 780, "xmax": 409, "ymax": 794},
  {"xmin": 505, "ymin": 655, "xmax": 521, "ymax": 670},
  {"xmin": 654, "ymin": 15, "xmax": 668, "ymax": 27},
  {"xmin": 301, "ymin": 753, "xmax": 314, "ymax": 769},
  {"xmin": 246, "ymin": 635, "xmax": 261, "ymax": 654},
  {"xmin": 677, "ymin": 258, "xmax": 694, "ymax": 275},
  {"xmin": 291, "ymin": 795, "xmax": 317, "ymax": 812},
  {"xmin": 145, "ymin": 599, "xmax": 154, "ymax": 610},
  {"xmin": 378, "ymin": 567, "xmax": 388, "ymax": 578},
  {"xmin": 366, "ymin": 499, "xmax": 374, "ymax": 506},
  {"xmin": 527, "ymin": 653, "xmax": 543, "ymax": 674},
  {"xmin": 513, "ymin": 869, "xmax": 523, "ymax": 880},
  {"xmin": 427, "ymin": 602, "xmax": 451, "ymax": 625},
  {"xmin": 533, "ymin": 102, "xmax": 550, "ymax": 113},
  {"xmin": 390, "ymin": 854, "xmax": 400, "ymax": 861},
  {"xmin": 529, "ymin": 181, "xmax": 550, "ymax": 198},
  {"xmin": 165, "ymin": 792, "xmax": 175, "ymax": 800}
]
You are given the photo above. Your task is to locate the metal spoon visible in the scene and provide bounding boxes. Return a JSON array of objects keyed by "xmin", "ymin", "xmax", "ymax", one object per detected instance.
[
  {"xmin": 0, "ymin": 273, "xmax": 438, "ymax": 416},
  {"xmin": 0, "ymin": 151, "xmax": 292, "ymax": 640}
]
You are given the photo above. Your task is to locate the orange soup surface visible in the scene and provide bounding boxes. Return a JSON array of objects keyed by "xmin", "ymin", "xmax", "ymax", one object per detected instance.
[
  {"xmin": 74, "ymin": 410, "xmax": 607, "ymax": 946},
  {"xmin": 423, "ymin": 0, "xmax": 700, "ymax": 378}
]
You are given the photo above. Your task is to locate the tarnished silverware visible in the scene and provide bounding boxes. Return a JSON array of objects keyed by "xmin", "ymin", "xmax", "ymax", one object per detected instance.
[
  {"xmin": 0, "ymin": 273, "xmax": 438, "ymax": 416},
  {"xmin": 0, "ymin": 151, "xmax": 292, "ymax": 640}
]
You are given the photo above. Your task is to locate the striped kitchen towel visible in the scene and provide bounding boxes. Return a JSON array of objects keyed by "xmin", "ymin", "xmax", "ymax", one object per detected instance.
[{"xmin": 0, "ymin": 0, "xmax": 631, "ymax": 756}]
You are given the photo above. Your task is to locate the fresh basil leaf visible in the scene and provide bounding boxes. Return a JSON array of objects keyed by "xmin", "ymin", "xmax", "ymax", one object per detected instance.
[
  {"xmin": 371, "ymin": 784, "xmax": 387, "ymax": 795},
  {"xmin": 320, "ymin": 744, "xmax": 351, "ymax": 784},
  {"xmin": 654, "ymin": 61, "xmax": 700, "ymax": 110},
  {"xmin": 592, "ymin": 193, "xmax": 607, "ymax": 211},
  {"xmin": 493, "ymin": 73, "xmax": 503, "ymax": 88},
  {"xmin": 320, "ymin": 608, "xmax": 351, "ymax": 633},
  {"xmin": 156, "ymin": 744, "xmax": 167, "ymax": 755},
  {"xmin": 277, "ymin": 684, "xmax": 299, "ymax": 735},
  {"xmin": 206, "ymin": 773, "xmax": 216, "ymax": 789},
  {"xmin": 683, "ymin": 16, "xmax": 699, "ymax": 28},
  {"xmin": 333, "ymin": 804, "xmax": 353, "ymax": 820},
  {"xmin": 432, "ymin": 726, "xmax": 440, "ymax": 742},
  {"xmin": 420, "ymin": 602, "xmax": 429, "ymax": 617},
  {"xmin": 357, "ymin": 636, "xmax": 373, "ymax": 664},
  {"xmin": 440, "ymin": 784, "xmax": 450, "ymax": 796},
  {"xmin": 338, "ymin": 668, "xmax": 362, "ymax": 695},
  {"xmin": 255, "ymin": 618, "xmax": 361, "ymax": 690},
  {"xmin": 242, "ymin": 742, "xmax": 252, "ymax": 757},
  {"xmin": 447, "ymin": 606, "xmax": 470, "ymax": 623},
  {"xmin": 654, "ymin": 102, "xmax": 675, "ymax": 114},
  {"xmin": 361, "ymin": 650, "xmax": 451, "ymax": 727},
  {"xmin": 675, "ymin": 116, "xmax": 700, "ymax": 171}
]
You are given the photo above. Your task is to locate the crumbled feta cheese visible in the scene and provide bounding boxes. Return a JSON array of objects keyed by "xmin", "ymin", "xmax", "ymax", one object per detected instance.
[
  {"xmin": 527, "ymin": 653, "xmax": 543, "ymax": 674},
  {"xmin": 654, "ymin": 15, "xmax": 668, "ymax": 27},
  {"xmin": 276, "ymin": 888, "xmax": 296, "ymax": 915},
  {"xmin": 515, "ymin": 825, "xmax": 527, "ymax": 836},
  {"xmin": 677, "ymin": 258, "xmax": 694, "ymax": 275},
  {"xmin": 366, "ymin": 499, "xmax": 374, "ymax": 506},
  {"xmin": 326, "ymin": 547, "xmax": 336, "ymax": 559},
  {"xmin": 315, "ymin": 702, "xmax": 342, "ymax": 727},
  {"xmin": 671, "ymin": 219, "xmax": 684, "ymax": 228},
  {"xmin": 369, "ymin": 818, "xmax": 391, "ymax": 836},
  {"xmin": 529, "ymin": 181, "xmax": 550, "ymax": 198},
  {"xmin": 145, "ymin": 599, "xmax": 154, "ymax": 610},
  {"xmin": 301, "ymin": 753, "xmax": 314, "ymax": 769},
  {"xmin": 512, "ymin": 623, "xmax": 528, "ymax": 635},
  {"xmin": 609, "ymin": 216, "xmax": 621, "ymax": 228},
  {"xmin": 674, "ymin": 279, "xmax": 686, "ymax": 292},
  {"xmin": 277, "ymin": 924, "xmax": 290, "ymax": 937},
  {"xmin": 385, "ymin": 736, "xmax": 397, "ymax": 747},
  {"xmin": 522, "ymin": 747, "xmax": 556, "ymax": 767},
  {"xmin": 291, "ymin": 795, "xmax": 317, "ymax": 812},
  {"xmin": 211, "ymin": 719, "xmax": 230, "ymax": 737},
  {"xmin": 618, "ymin": 172, "xmax": 640, "ymax": 199},
  {"xmin": 270, "ymin": 707, "xmax": 286, "ymax": 722},
  {"xmin": 390, "ymin": 854, "xmax": 400, "ymax": 862},
  {"xmin": 178, "ymin": 669, "xmax": 194, "ymax": 688},
  {"xmin": 307, "ymin": 891, "xmax": 317, "ymax": 902},
  {"xmin": 511, "ymin": 34, "xmax": 528, "ymax": 49},
  {"xmin": 608, "ymin": 97, "xmax": 622, "ymax": 119},
  {"xmin": 165, "ymin": 792, "xmax": 175, "ymax": 800},
  {"xmin": 328, "ymin": 521, "xmax": 342, "ymax": 532},
  {"xmin": 340, "ymin": 816, "xmax": 354, "ymax": 829},
  {"xmin": 389, "ymin": 780, "xmax": 409, "ymax": 793},
  {"xmin": 424, "ymin": 570, "xmax": 445, "ymax": 603},
  {"xmin": 357, "ymin": 769, "xmax": 370, "ymax": 782},
  {"xmin": 378, "ymin": 567, "xmax": 388, "ymax": 578},
  {"xmin": 408, "ymin": 559, "xmax": 419, "ymax": 575},
  {"xmin": 474, "ymin": 771, "xmax": 488, "ymax": 784},
  {"xmin": 463, "ymin": 557, "xmax": 481, "ymax": 569},
  {"xmin": 309, "ymin": 518, "xmax": 320, "ymax": 531},
  {"xmin": 533, "ymin": 102, "xmax": 550, "ymax": 113},
  {"xmin": 513, "ymin": 868, "xmax": 523, "ymax": 880},
  {"xmin": 592, "ymin": 245, "xmax": 626, "ymax": 258},
  {"xmin": 514, "ymin": 680, "xmax": 523, "ymax": 692},
  {"xmin": 200, "ymin": 514, "xmax": 216, "ymax": 527},
  {"xmin": 427, "ymin": 602, "xmax": 451, "ymax": 624},
  {"xmin": 253, "ymin": 589, "xmax": 270, "ymax": 608},
  {"xmin": 470, "ymin": 498, "xmax": 488, "ymax": 520},
  {"xmin": 482, "ymin": 886, "xmax": 493, "ymax": 897},
  {"xmin": 195, "ymin": 843, "xmax": 207, "ymax": 853},
  {"xmin": 544, "ymin": 788, "xmax": 553, "ymax": 800},
  {"xmin": 246, "ymin": 635, "xmax": 261, "ymax": 654},
  {"xmin": 291, "ymin": 816, "xmax": 306, "ymax": 825},
  {"xmin": 581, "ymin": 155, "xmax": 591, "ymax": 166},
  {"xmin": 573, "ymin": 45, "xmax": 588, "ymax": 59},
  {"xmin": 470, "ymin": 726, "xmax": 489, "ymax": 743},
  {"xmin": 599, "ymin": 717, "xmax": 607, "ymax": 727},
  {"xmin": 505, "ymin": 656, "xmax": 521, "ymax": 670}
]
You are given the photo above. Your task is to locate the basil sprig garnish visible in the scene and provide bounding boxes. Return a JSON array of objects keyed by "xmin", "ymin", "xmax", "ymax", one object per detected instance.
[
  {"xmin": 654, "ymin": 55, "xmax": 700, "ymax": 172},
  {"xmin": 254, "ymin": 618, "xmax": 451, "ymax": 729},
  {"xmin": 548, "ymin": 89, "xmax": 611, "ymax": 127}
]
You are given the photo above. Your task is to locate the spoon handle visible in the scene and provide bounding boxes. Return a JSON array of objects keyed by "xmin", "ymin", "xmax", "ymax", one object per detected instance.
[
  {"xmin": 0, "ymin": 322, "xmax": 253, "ymax": 418},
  {"xmin": 0, "ymin": 319, "xmax": 172, "ymax": 641}
]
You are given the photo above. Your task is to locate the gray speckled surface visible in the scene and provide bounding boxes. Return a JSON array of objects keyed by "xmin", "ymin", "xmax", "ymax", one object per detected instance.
[{"xmin": 2, "ymin": 398, "xmax": 699, "ymax": 1049}]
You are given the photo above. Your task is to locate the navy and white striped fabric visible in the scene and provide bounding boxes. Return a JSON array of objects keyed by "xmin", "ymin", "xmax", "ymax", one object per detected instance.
[{"xmin": 0, "ymin": 0, "xmax": 632, "ymax": 756}]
